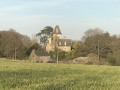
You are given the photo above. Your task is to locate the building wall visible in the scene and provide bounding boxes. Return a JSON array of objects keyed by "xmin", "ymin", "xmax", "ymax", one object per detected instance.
[
  {"xmin": 46, "ymin": 43, "xmax": 52, "ymax": 52},
  {"xmin": 58, "ymin": 46, "xmax": 71, "ymax": 52},
  {"xmin": 36, "ymin": 56, "xmax": 51, "ymax": 63},
  {"xmin": 30, "ymin": 50, "xmax": 51, "ymax": 63},
  {"xmin": 46, "ymin": 39, "xmax": 72, "ymax": 52},
  {"xmin": 46, "ymin": 37, "xmax": 56, "ymax": 52},
  {"xmin": 53, "ymin": 34, "xmax": 61, "ymax": 39},
  {"xmin": 46, "ymin": 37, "xmax": 52, "ymax": 52}
]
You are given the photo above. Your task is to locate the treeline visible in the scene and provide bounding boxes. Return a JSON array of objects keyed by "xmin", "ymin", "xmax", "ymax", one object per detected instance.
[
  {"xmin": 0, "ymin": 29, "xmax": 43, "ymax": 59},
  {"xmin": 1, "ymin": 27, "xmax": 120, "ymax": 65},
  {"xmin": 64, "ymin": 28, "xmax": 120, "ymax": 65}
]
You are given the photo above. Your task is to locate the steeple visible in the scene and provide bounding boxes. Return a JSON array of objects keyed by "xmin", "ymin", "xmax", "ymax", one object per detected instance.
[{"xmin": 53, "ymin": 25, "xmax": 62, "ymax": 34}]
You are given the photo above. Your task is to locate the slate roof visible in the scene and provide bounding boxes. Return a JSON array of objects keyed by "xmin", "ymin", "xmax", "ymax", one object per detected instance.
[
  {"xmin": 58, "ymin": 39, "xmax": 72, "ymax": 46},
  {"xmin": 35, "ymin": 51, "xmax": 50, "ymax": 56},
  {"xmin": 53, "ymin": 25, "xmax": 62, "ymax": 34}
]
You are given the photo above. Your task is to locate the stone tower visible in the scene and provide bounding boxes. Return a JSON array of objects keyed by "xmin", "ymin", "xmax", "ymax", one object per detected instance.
[{"xmin": 53, "ymin": 25, "xmax": 62, "ymax": 39}]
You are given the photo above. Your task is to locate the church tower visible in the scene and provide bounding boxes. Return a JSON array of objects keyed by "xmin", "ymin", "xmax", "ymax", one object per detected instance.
[{"xmin": 53, "ymin": 25, "xmax": 62, "ymax": 39}]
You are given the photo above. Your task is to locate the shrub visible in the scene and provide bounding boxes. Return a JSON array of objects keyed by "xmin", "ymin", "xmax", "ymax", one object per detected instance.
[{"xmin": 107, "ymin": 55, "xmax": 116, "ymax": 65}]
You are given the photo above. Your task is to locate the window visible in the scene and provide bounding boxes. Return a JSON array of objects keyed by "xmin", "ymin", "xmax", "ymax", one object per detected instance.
[
  {"xmin": 65, "ymin": 41, "xmax": 66, "ymax": 45},
  {"xmin": 59, "ymin": 42, "xmax": 61, "ymax": 45}
]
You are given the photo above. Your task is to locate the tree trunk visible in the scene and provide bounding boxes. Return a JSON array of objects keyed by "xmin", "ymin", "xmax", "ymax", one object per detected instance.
[
  {"xmin": 98, "ymin": 41, "xmax": 100, "ymax": 61},
  {"xmin": 15, "ymin": 47, "xmax": 16, "ymax": 60}
]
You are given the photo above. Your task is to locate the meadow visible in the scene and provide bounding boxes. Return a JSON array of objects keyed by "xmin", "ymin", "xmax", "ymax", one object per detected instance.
[{"xmin": 0, "ymin": 58, "xmax": 120, "ymax": 90}]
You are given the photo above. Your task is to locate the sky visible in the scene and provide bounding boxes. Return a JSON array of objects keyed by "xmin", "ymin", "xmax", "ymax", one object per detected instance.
[{"xmin": 0, "ymin": 0, "xmax": 120, "ymax": 40}]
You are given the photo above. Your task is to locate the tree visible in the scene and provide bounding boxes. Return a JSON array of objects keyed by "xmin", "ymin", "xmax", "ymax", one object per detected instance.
[
  {"xmin": 58, "ymin": 51, "xmax": 67, "ymax": 60},
  {"xmin": 36, "ymin": 26, "xmax": 53, "ymax": 47},
  {"xmin": 31, "ymin": 34, "xmax": 38, "ymax": 45},
  {"xmin": 0, "ymin": 33, "xmax": 3, "ymax": 57},
  {"xmin": 82, "ymin": 28, "xmax": 103, "ymax": 42},
  {"xmin": 83, "ymin": 29, "xmax": 112, "ymax": 60},
  {"xmin": 71, "ymin": 42, "xmax": 81, "ymax": 58},
  {"xmin": 107, "ymin": 35, "xmax": 120, "ymax": 65},
  {"xmin": 66, "ymin": 41, "xmax": 86, "ymax": 60},
  {"xmin": 0, "ymin": 30, "xmax": 23, "ymax": 59},
  {"xmin": 0, "ymin": 30, "xmax": 31, "ymax": 59},
  {"xmin": 27, "ymin": 43, "xmax": 44, "ymax": 56},
  {"xmin": 49, "ymin": 49, "xmax": 67, "ymax": 61}
]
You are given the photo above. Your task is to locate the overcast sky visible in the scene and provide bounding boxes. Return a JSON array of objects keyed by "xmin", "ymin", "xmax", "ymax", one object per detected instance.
[{"xmin": 0, "ymin": 0, "xmax": 120, "ymax": 40}]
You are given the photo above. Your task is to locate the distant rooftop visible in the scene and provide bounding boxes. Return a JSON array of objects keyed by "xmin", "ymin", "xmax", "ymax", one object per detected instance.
[
  {"xmin": 58, "ymin": 39, "xmax": 72, "ymax": 46},
  {"xmin": 53, "ymin": 25, "xmax": 62, "ymax": 34},
  {"xmin": 35, "ymin": 51, "xmax": 50, "ymax": 56}
]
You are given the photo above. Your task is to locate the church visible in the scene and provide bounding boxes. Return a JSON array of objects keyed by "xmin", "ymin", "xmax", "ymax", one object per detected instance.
[{"xmin": 46, "ymin": 25, "xmax": 72, "ymax": 52}]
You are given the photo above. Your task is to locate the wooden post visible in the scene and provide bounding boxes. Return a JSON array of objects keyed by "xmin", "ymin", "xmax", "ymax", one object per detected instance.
[
  {"xmin": 57, "ymin": 52, "xmax": 58, "ymax": 64},
  {"xmin": 98, "ymin": 41, "xmax": 100, "ymax": 61},
  {"xmin": 15, "ymin": 47, "xmax": 16, "ymax": 60},
  {"xmin": 56, "ymin": 37, "xmax": 59, "ymax": 64}
]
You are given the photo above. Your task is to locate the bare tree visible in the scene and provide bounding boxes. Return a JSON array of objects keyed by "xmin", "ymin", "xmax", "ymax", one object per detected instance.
[{"xmin": 0, "ymin": 29, "xmax": 31, "ymax": 59}]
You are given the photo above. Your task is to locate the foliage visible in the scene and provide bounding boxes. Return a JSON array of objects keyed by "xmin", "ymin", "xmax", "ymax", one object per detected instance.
[
  {"xmin": 58, "ymin": 51, "xmax": 67, "ymax": 60},
  {"xmin": 1, "ymin": 59, "xmax": 120, "ymax": 89},
  {"xmin": 49, "ymin": 49, "xmax": 67, "ymax": 61},
  {"xmin": 36, "ymin": 26, "xmax": 53, "ymax": 47},
  {"xmin": 49, "ymin": 51, "xmax": 55, "ymax": 59},
  {"xmin": 1, "ymin": 27, "xmax": 120, "ymax": 65},
  {"xmin": 65, "ymin": 42, "xmax": 80, "ymax": 60},
  {"xmin": 29, "ymin": 53, "xmax": 32, "ymax": 62},
  {"xmin": 82, "ymin": 28, "xmax": 103, "ymax": 41},
  {"xmin": 27, "ymin": 43, "xmax": 44, "ymax": 56},
  {"xmin": 84, "ymin": 32, "xmax": 112, "ymax": 59},
  {"xmin": 107, "ymin": 54, "xmax": 116, "ymax": 65},
  {"xmin": 66, "ymin": 42, "xmax": 86, "ymax": 60},
  {"xmin": 66, "ymin": 51, "xmax": 73, "ymax": 60},
  {"xmin": 65, "ymin": 28, "xmax": 120, "ymax": 65},
  {"xmin": 71, "ymin": 42, "xmax": 81, "ymax": 58},
  {"xmin": 0, "ymin": 30, "xmax": 31, "ymax": 59}
]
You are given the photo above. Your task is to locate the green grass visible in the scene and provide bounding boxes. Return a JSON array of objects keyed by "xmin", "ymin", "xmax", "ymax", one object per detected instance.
[{"xmin": 0, "ymin": 58, "xmax": 120, "ymax": 90}]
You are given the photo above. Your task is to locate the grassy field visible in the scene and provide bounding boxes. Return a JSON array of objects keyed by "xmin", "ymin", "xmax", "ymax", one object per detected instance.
[{"xmin": 0, "ymin": 58, "xmax": 120, "ymax": 90}]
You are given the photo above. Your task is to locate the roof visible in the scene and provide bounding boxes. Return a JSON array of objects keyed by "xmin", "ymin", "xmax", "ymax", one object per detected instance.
[
  {"xmin": 35, "ymin": 51, "xmax": 50, "ymax": 56},
  {"xmin": 58, "ymin": 39, "xmax": 72, "ymax": 46},
  {"xmin": 53, "ymin": 25, "xmax": 62, "ymax": 34}
]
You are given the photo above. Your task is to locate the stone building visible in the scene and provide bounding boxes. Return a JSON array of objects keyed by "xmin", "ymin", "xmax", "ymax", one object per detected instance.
[
  {"xmin": 46, "ymin": 25, "xmax": 72, "ymax": 52},
  {"xmin": 30, "ymin": 50, "xmax": 51, "ymax": 63}
]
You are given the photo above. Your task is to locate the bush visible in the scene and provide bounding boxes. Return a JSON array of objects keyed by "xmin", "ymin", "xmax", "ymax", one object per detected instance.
[
  {"xmin": 107, "ymin": 55, "xmax": 116, "ymax": 65},
  {"xmin": 58, "ymin": 51, "xmax": 67, "ymax": 61}
]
